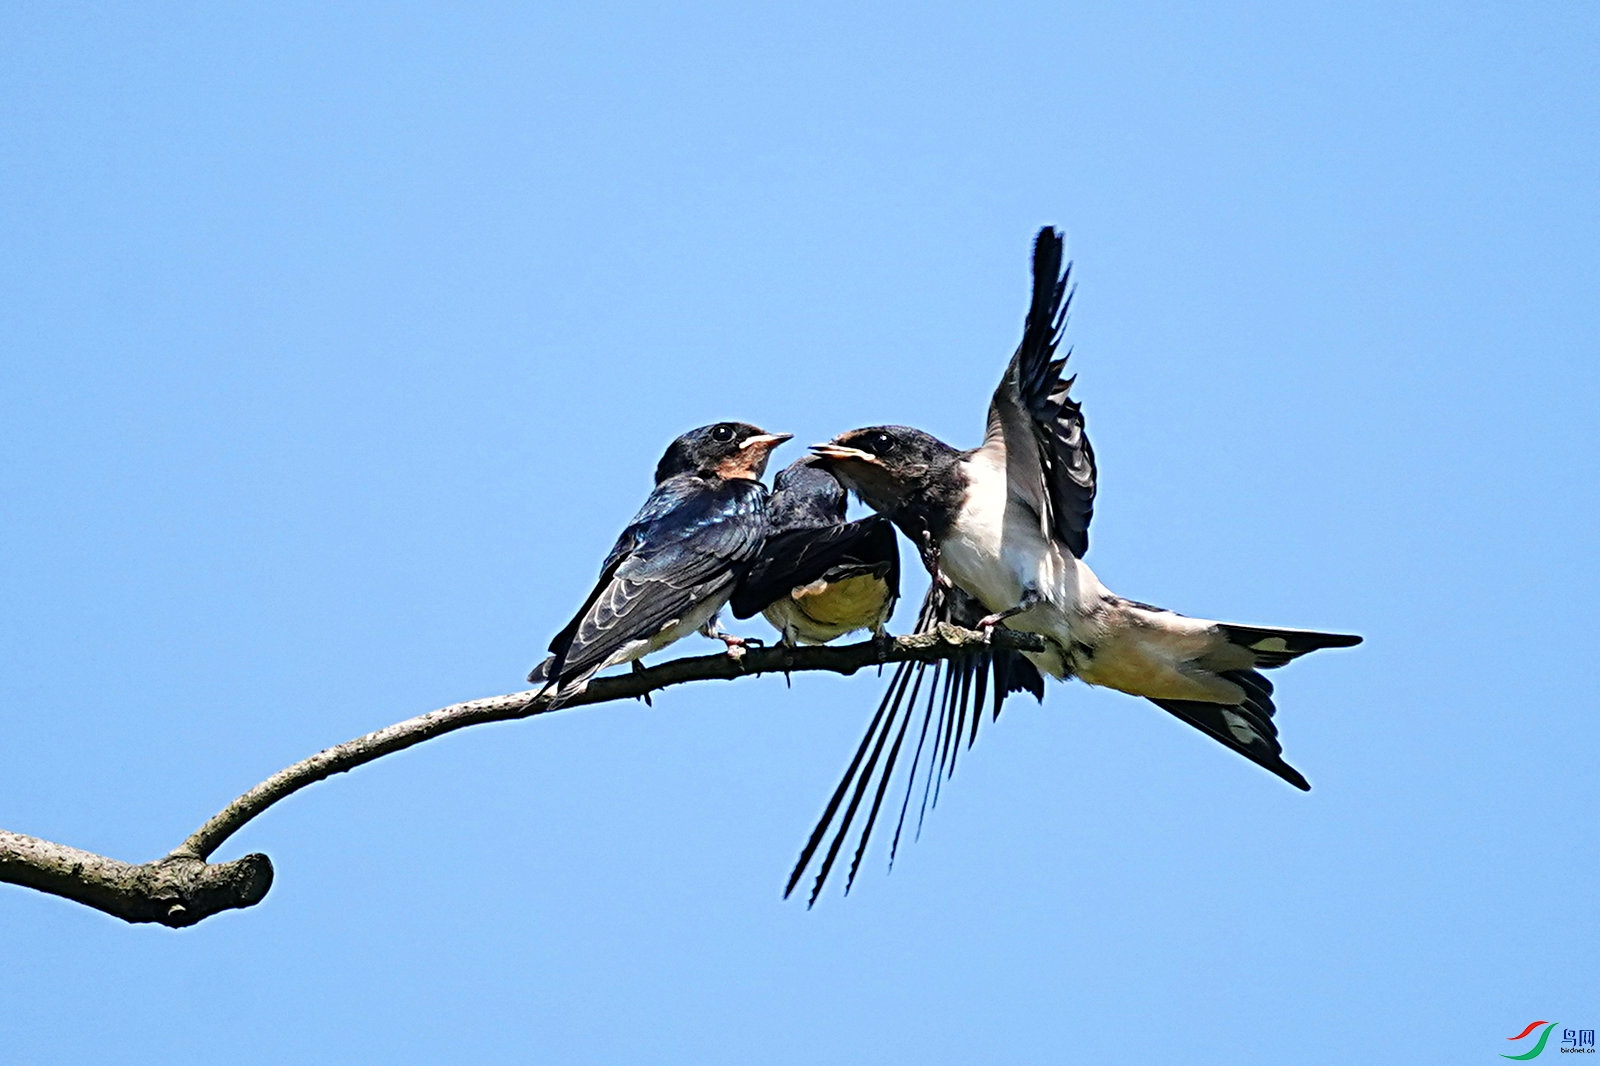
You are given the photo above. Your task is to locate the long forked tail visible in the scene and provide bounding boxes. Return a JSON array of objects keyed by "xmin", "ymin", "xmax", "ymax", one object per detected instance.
[
  {"xmin": 1140, "ymin": 620, "xmax": 1361, "ymax": 791},
  {"xmin": 1147, "ymin": 673, "xmax": 1307, "ymax": 790},
  {"xmin": 1214, "ymin": 623, "xmax": 1362, "ymax": 667}
]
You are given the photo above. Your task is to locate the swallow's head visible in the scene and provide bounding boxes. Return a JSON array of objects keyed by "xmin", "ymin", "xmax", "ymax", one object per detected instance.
[
  {"xmin": 655, "ymin": 422, "xmax": 792, "ymax": 483},
  {"xmin": 769, "ymin": 457, "xmax": 849, "ymax": 528},
  {"xmin": 809, "ymin": 425, "xmax": 955, "ymax": 517}
]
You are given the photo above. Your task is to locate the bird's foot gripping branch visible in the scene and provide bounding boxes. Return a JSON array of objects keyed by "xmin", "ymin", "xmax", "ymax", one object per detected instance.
[{"xmin": 0, "ymin": 626, "xmax": 1043, "ymax": 928}]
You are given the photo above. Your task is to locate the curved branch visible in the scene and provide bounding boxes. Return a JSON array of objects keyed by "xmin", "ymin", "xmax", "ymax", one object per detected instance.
[
  {"xmin": 0, "ymin": 831, "xmax": 272, "ymax": 928},
  {"xmin": 1, "ymin": 626, "xmax": 1042, "ymax": 927}
]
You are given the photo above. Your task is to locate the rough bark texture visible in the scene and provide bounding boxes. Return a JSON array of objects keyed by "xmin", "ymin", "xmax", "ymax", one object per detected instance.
[
  {"xmin": 0, "ymin": 625, "xmax": 1042, "ymax": 928},
  {"xmin": 0, "ymin": 832, "xmax": 273, "ymax": 927}
]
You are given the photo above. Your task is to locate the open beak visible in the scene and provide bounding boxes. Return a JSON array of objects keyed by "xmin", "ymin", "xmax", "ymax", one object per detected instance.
[
  {"xmin": 739, "ymin": 432, "xmax": 793, "ymax": 452},
  {"xmin": 809, "ymin": 442, "xmax": 878, "ymax": 464}
]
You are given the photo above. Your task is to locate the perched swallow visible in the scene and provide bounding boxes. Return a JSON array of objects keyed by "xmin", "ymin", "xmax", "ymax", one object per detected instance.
[
  {"xmin": 797, "ymin": 227, "xmax": 1360, "ymax": 896},
  {"xmin": 729, "ymin": 458, "xmax": 900, "ymax": 645},
  {"xmin": 527, "ymin": 421, "xmax": 791, "ymax": 700}
]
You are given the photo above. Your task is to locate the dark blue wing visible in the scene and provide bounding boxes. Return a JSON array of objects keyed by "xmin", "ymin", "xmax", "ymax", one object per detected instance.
[
  {"xmin": 729, "ymin": 514, "xmax": 899, "ymax": 620},
  {"xmin": 537, "ymin": 475, "xmax": 767, "ymax": 688}
]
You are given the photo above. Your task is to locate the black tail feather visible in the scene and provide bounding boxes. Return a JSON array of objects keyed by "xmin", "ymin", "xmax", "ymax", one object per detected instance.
[
  {"xmin": 1219, "ymin": 624, "xmax": 1362, "ymax": 669},
  {"xmin": 889, "ymin": 655, "xmax": 950, "ymax": 868},
  {"xmin": 810, "ymin": 664, "xmax": 926, "ymax": 904},
  {"xmin": 1146, "ymin": 684, "xmax": 1310, "ymax": 792},
  {"xmin": 784, "ymin": 664, "xmax": 907, "ymax": 901},
  {"xmin": 788, "ymin": 584, "xmax": 1045, "ymax": 904},
  {"xmin": 845, "ymin": 660, "xmax": 938, "ymax": 894}
]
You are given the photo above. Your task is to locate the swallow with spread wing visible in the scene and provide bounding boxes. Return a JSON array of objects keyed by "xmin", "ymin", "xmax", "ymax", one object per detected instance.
[
  {"xmin": 729, "ymin": 458, "xmax": 900, "ymax": 646},
  {"xmin": 528, "ymin": 422, "xmax": 790, "ymax": 701},
  {"xmin": 797, "ymin": 227, "xmax": 1360, "ymax": 898}
]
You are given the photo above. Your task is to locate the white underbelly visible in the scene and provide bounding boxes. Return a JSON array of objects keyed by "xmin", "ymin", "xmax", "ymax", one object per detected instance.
[
  {"xmin": 940, "ymin": 511, "xmax": 1105, "ymax": 680},
  {"xmin": 943, "ymin": 489, "xmax": 1094, "ymax": 605}
]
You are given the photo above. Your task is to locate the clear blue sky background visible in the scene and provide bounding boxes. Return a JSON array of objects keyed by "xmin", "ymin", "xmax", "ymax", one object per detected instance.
[{"xmin": 3, "ymin": 3, "xmax": 1596, "ymax": 1063}]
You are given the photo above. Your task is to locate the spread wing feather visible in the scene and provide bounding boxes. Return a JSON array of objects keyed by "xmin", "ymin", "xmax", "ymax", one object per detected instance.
[
  {"xmin": 785, "ymin": 583, "xmax": 1044, "ymax": 905},
  {"xmin": 981, "ymin": 227, "xmax": 1097, "ymax": 557}
]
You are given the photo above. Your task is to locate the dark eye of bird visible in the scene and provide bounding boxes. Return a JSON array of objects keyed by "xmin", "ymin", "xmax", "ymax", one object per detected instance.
[
  {"xmin": 869, "ymin": 431, "xmax": 893, "ymax": 454},
  {"xmin": 711, "ymin": 424, "xmax": 736, "ymax": 443}
]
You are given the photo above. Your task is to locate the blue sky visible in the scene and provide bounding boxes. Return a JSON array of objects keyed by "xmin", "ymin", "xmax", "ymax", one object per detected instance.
[{"xmin": 2, "ymin": 3, "xmax": 1596, "ymax": 1062}]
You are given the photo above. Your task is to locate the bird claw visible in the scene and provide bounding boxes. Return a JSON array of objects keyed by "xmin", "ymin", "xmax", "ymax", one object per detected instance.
[
  {"xmin": 717, "ymin": 633, "xmax": 762, "ymax": 665},
  {"xmin": 975, "ymin": 591, "xmax": 1039, "ymax": 636},
  {"xmin": 631, "ymin": 659, "xmax": 653, "ymax": 706}
]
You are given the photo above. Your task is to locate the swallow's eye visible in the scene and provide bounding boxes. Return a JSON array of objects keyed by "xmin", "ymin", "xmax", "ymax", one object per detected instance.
[
  {"xmin": 866, "ymin": 431, "xmax": 895, "ymax": 454},
  {"xmin": 711, "ymin": 424, "xmax": 737, "ymax": 443}
]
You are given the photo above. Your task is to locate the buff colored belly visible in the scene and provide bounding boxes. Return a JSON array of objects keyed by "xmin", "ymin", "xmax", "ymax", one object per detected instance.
[
  {"xmin": 792, "ymin": 573, "xmax": 889, "ymax": 627},
  {"xmin": 762, "ymin": 573, "xmax": 891, "ymax": 645}
]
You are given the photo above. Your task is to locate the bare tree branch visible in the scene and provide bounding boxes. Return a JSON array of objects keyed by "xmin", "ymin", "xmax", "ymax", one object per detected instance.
[
  {"xmin": 0, "ymin": 625, "xmax": 1042, "ymax": 928},
  {"xmin": 0, "ymin": 833, "xmax": 273, "ymax": 928}
]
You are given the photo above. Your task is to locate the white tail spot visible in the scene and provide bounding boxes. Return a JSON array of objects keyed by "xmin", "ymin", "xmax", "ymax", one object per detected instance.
[{"xmin": 1223, "ymin": 711, "xmax": 1258, "ymax": 743}]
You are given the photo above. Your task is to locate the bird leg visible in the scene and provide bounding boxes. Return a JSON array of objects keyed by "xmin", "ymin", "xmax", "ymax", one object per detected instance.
[
  {"xmin": 776, "ymin": 624, "xmax": 799, "ymax": 686},
  {"xmin": 874, "ymin": 625, "xmax": 889, "ymax": 668},
  {"xmin": 871, "ymin": 622, "xmax": 894, "ymax": 673},
  {"xmin": 918, "ymin": 528, "xmax": 951, "ymax": 590},
  {"xmin": 784, "ymin": 638, "xmax": 798, "ymax": 687},
  {"xmin": 977, "ymin": 588, "xmax": 1041, "ymax": 632},
  {"xmin": 701, "ymin": 618, "xmax": 763, "ymax": 658},
  {"xmin": 632, "ymin": 659, "xmax": 653, "ymax": 707}
]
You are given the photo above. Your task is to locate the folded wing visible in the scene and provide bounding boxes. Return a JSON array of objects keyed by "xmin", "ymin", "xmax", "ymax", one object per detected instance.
[
  {"xmin": 535, "ymin": 477, "xmax": 767, "ymax": 691},
  {"xmin": 729, "ymin": 515, "xmax": 900, "ymax": 620}
]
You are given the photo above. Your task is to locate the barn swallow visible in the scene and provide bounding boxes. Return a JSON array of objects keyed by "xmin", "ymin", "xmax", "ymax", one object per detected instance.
[
  {"xmin": 527, "ymin": 422, "xmax": 791, "ymax": 701},
  {"xmin": 796, "ymin": 227, "xmax": 1360, "ymax": 896},
  {"xmin": 728, "ymin": 458, "xmax": 900, "ymax": 646}
]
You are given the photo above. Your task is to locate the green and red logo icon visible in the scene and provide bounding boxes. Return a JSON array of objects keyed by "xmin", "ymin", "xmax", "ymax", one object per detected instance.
[
  {"xmin": 1503, "ymin": 1021, "xmax": 1595, "ymax": 1058},
  {"xmin": 1504, "ymin": 1022, "xmax": 1557, "ymax": 1060}
]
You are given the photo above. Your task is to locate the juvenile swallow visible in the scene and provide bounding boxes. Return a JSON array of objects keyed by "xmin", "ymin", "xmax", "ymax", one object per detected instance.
[
  {"xmin": 729, "ymin": 458, "xmax": 900, "ymax": 645},
  {"xmin": 797, "ymin": 227, "xmax": 1360, "ymax": 897},
  {"xmin": 527, "ymin": 422, "xmax": 791, "ymax": 700}
]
